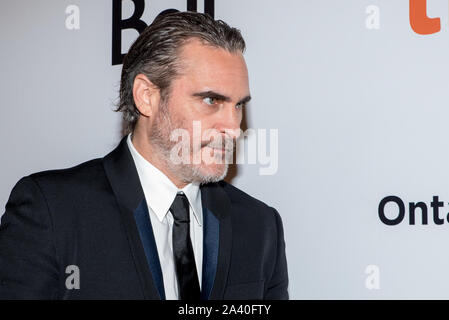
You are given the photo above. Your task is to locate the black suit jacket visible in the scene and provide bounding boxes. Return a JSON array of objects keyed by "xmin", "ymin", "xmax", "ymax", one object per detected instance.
[{"xmin": 0, "ymin": 137, "xmax": 288, "ymax": 299}]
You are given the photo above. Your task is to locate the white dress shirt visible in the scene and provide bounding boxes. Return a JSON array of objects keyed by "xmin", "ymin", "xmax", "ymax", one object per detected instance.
[{"xmin": 126, "ymin": 134, "xmax": 203, "ymax": 300}]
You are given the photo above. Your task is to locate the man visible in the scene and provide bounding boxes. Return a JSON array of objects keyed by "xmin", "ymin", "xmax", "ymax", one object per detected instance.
[{"xmin": 0, "ymin": 11, "xmax": 288, "ymax": 300}]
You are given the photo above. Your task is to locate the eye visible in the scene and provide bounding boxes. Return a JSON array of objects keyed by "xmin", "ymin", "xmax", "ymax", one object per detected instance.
[
  {"xmin": 203, "ymin": 97, "xmax": 217, "ymax": 105},
  {"xmin": 235, "ymin": 102, "xmax": 245, "ymax": 110}
]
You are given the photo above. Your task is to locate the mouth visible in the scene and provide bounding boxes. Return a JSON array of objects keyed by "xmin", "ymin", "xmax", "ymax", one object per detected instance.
[{"xmin": 204, "ymin": 145, "xmax": 233, "ymax": 155}]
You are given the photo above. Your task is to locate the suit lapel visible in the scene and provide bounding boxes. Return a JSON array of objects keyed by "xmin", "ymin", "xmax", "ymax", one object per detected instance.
[
  {"xmin": 201, "ymin": 206, "xmax": 219, "ymax": 300},
  {"xmin": 133, "ymin": 198, "xmax": 165, "ymax": 300},
  {"xmin": 102, "ymin": 137, "xmax": 162, "ymax": 300},
  {"xmin": 201, "ymin": 182, "xmax": 233, "ymax": 300},
  {"xmin": 103, "ymin": 137, "xmax": 234, "ymax": 300}
]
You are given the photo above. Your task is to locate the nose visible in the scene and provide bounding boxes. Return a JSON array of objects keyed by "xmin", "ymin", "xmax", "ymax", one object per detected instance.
[{"xmin": 216, "ymin": 104, "xmax": 242, "ymax": 140}]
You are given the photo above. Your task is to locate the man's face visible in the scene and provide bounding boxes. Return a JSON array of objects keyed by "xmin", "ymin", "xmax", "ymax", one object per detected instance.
[{"xmin": 150, "ymin": 39, "xmax": 250, "ymax": 184}]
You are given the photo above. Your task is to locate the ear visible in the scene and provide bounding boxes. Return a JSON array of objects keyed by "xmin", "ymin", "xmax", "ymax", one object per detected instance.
[{"xmin": 132, "ymin": 74, "xmax": 161, "ymax": 118}]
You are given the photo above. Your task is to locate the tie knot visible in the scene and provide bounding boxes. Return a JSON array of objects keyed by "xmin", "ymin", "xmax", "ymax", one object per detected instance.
[{"xmin": 170, "ymin": 193, "xmax": 190, "ymax": 223}]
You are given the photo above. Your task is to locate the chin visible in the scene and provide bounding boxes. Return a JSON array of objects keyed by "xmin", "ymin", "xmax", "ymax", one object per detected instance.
[{"xmin": 194, "ymin": 163, "xmax": 229, "ymax": 184}]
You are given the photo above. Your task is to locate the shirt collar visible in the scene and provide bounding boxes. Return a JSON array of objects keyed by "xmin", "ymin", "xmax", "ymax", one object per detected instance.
[{"xmin": 126, "ymin": 134, "xmax": 202, "ymax": 225}]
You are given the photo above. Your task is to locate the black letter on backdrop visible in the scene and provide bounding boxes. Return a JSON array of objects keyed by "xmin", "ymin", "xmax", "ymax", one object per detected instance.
[
  {"xmin": 431, "ymin": 195, "xmax": 445, "ymax": 225},
  {"xmin": 112, "ymin": 0, "xmax": 147, "ymax": 65},
  {"xmin": 379, "ymin": 196, "xmax": 405, "ymax": 226},
  {"xmin": 187, "ymin": 0, "xmax": 214, "ymax": 18},
  {"xmin": 409, "ymin": 202, "xmax": 428, "ymax": 225}
]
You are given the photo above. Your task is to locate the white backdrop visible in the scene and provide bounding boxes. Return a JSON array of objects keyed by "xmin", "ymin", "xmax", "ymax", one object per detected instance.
[{"xmin": 2, "ymin": 0, "xmax": 449, "ymax": 299}]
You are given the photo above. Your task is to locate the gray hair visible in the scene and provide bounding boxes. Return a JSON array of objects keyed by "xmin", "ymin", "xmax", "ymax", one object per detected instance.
[{"xmin": 115, "ymin": 11, "xmax": 246, "ymax": 135}]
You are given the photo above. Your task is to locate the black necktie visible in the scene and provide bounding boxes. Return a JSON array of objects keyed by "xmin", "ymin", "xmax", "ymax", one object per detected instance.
[{"xmin": 170, "ymin": 192, "xmax": 201, "ymax": 300}]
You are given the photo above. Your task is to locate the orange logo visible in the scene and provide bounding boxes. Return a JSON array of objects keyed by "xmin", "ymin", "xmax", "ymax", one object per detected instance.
[{"xmin": 410, "ymin": 0, "xmax": 441, "ymax": 34}]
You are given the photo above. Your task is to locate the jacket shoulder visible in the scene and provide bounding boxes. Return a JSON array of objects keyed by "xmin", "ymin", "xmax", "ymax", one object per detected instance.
[
  {"xmin": 218, "ymin": 180, "xmax": 275, "ymax": 213},
  {"xmin": 26, "ymin": 158, "xmax": 106, "ymax": 191}
]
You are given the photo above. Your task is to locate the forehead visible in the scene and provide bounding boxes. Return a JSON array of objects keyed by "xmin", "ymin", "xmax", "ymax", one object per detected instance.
[{"xmin": 174, "ymin": 39, "xmax": 249, "ymax": 96}]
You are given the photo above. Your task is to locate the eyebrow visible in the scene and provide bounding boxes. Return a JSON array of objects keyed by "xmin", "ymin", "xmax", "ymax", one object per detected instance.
[{"xmin": 192, "ymin": 90, "xmax": 252, "ymax": 105}]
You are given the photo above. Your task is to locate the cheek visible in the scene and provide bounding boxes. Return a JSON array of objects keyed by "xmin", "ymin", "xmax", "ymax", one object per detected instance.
[{"xmin": 173, "ymin": 100, "xmax": 205, "ymax": 125}]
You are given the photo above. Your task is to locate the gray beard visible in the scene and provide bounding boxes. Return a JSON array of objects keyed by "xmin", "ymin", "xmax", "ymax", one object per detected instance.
[{"xmin": 148, "ymin": 107, "xmax": 229, "ymax": 185}]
